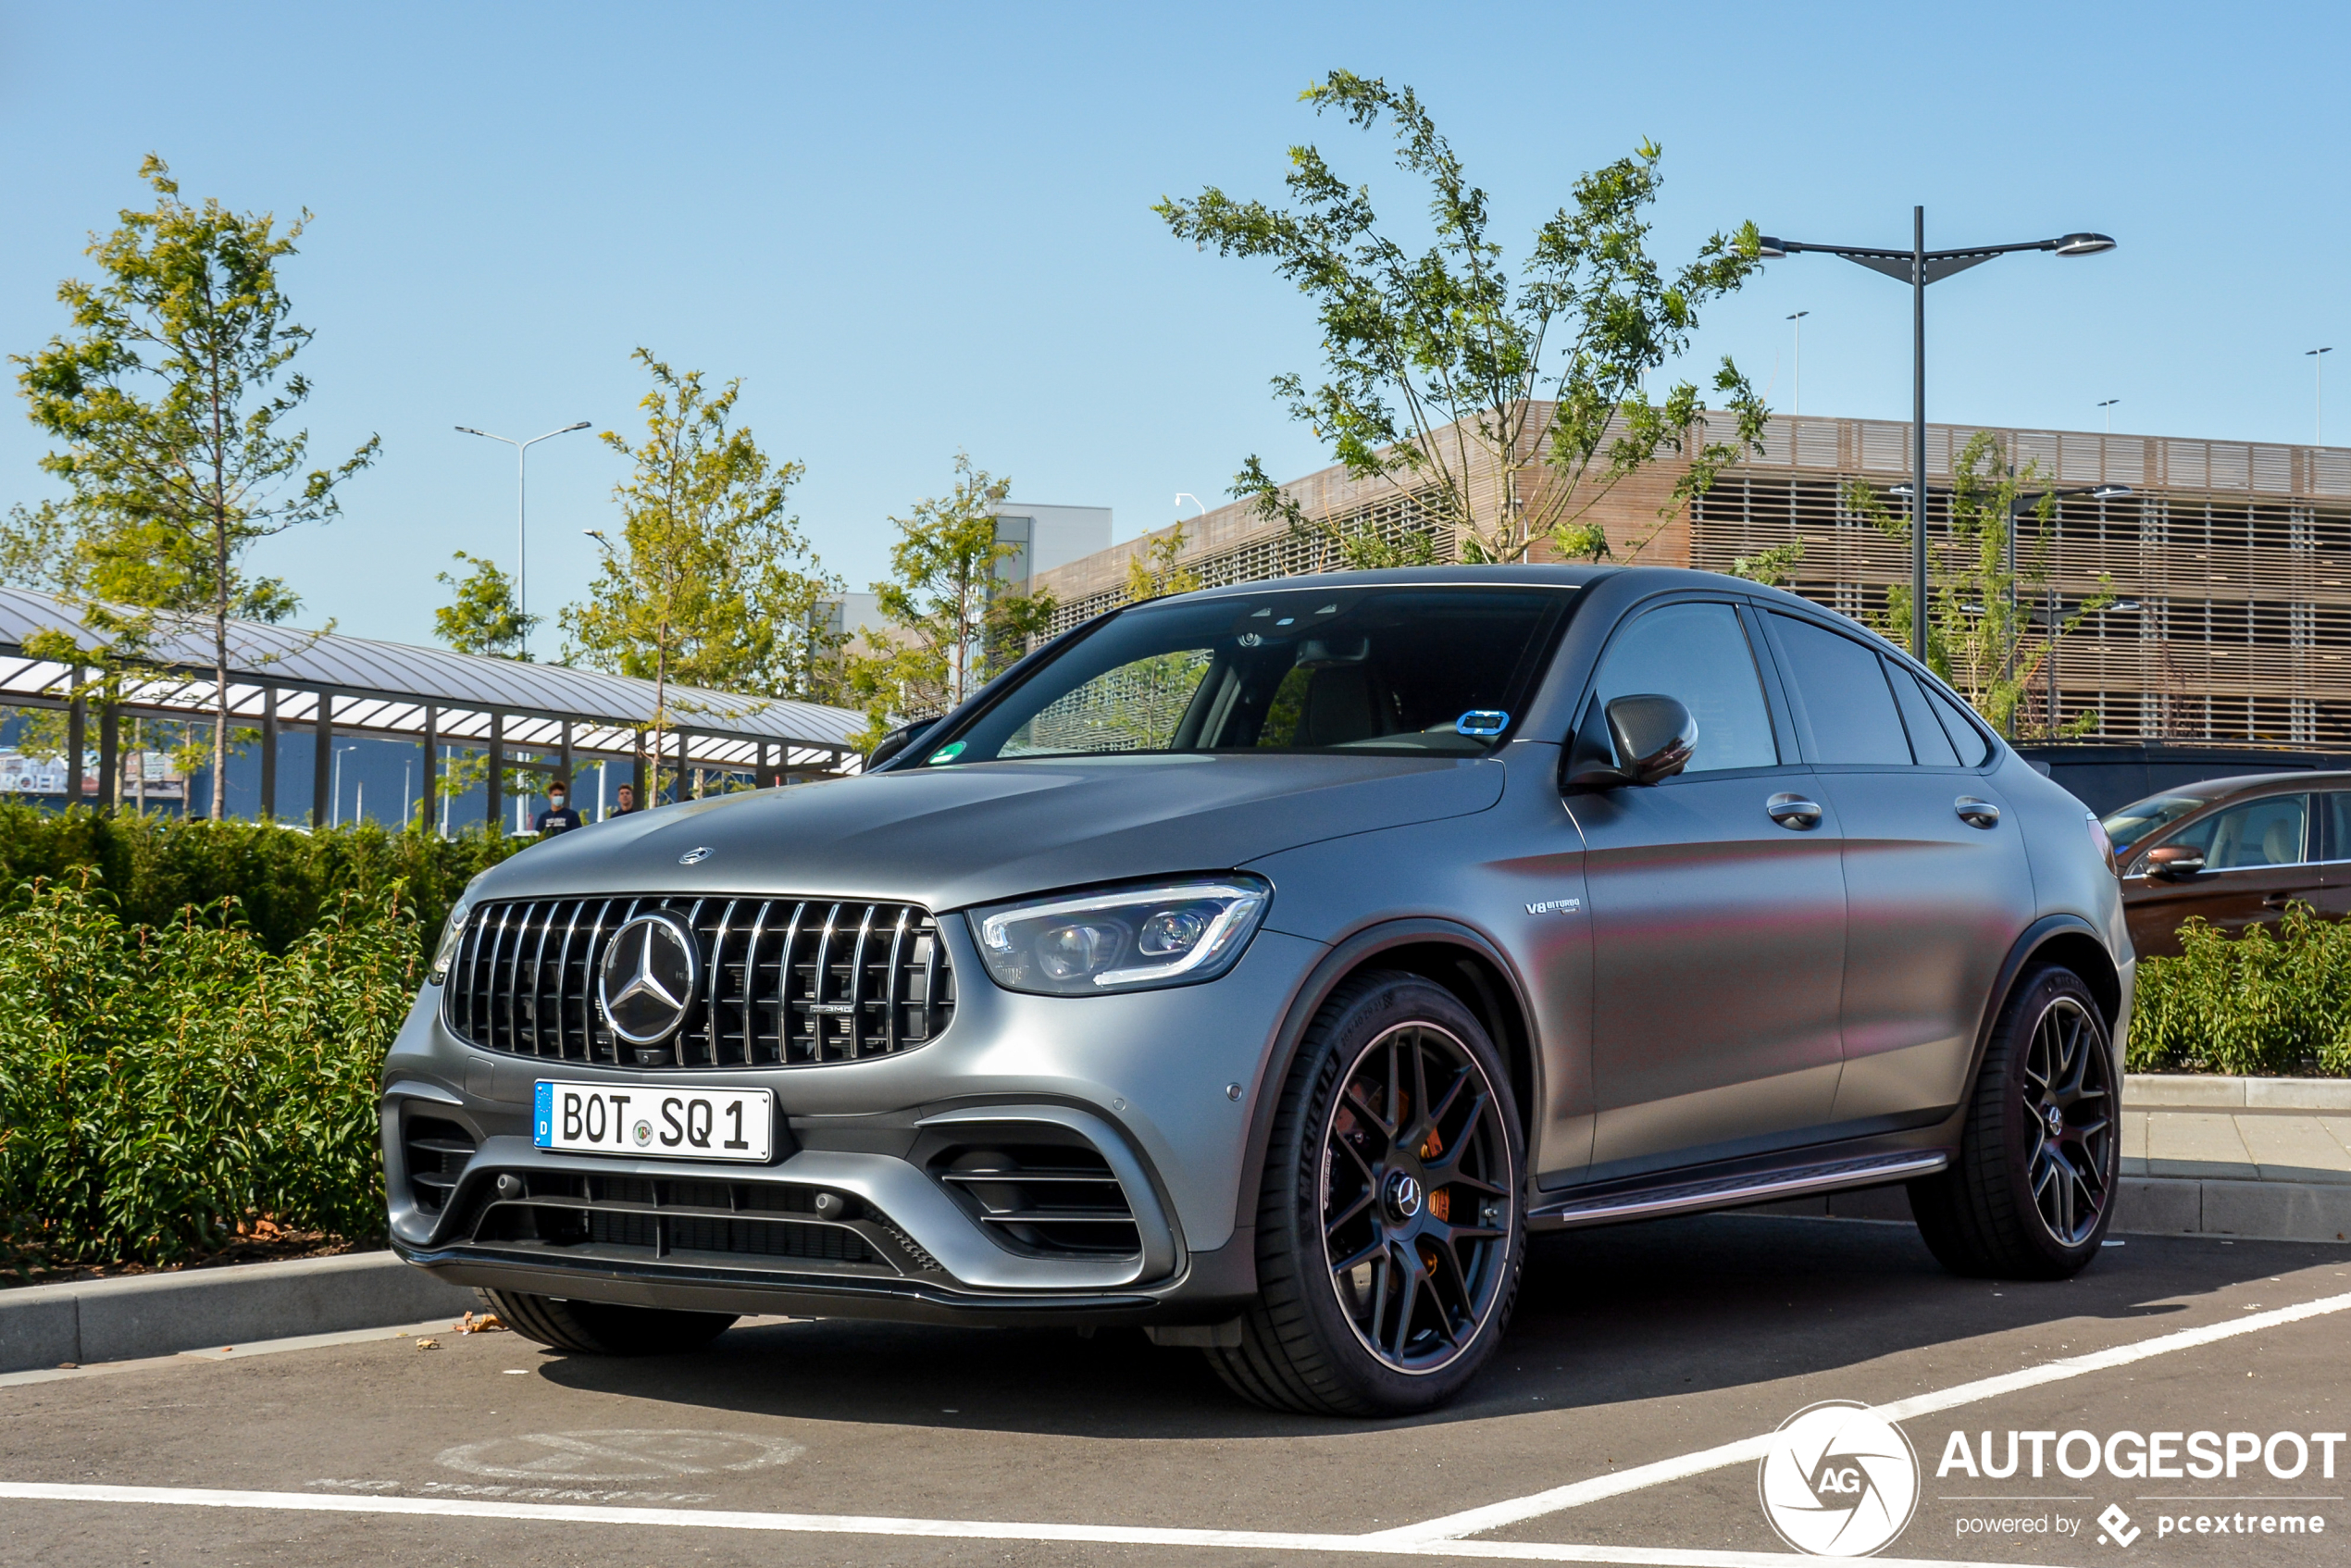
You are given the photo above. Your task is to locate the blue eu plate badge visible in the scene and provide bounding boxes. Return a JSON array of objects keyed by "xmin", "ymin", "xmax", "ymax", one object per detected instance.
[{"xmin": 533, "ymin": 1080, "xmax": 554, "ymax": 1146}]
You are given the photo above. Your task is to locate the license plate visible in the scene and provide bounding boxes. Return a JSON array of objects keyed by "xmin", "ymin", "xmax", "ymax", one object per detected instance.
[{"xmin": 533, "ymin": 1080, "xmax": 775, "ymax": 1163}]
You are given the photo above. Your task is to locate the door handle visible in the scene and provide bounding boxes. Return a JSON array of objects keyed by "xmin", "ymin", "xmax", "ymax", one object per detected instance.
[
  {"xmin": 1766, "ymin": 792, "xmax": 1822, "ymax": 830},
  {"xmin": 1955, "ymin": 796, "xmax": 2001, "ymax": 829},
  {"xmin": 2261, "ymin": 893, "xmax": 2302, "ymax": 909}
]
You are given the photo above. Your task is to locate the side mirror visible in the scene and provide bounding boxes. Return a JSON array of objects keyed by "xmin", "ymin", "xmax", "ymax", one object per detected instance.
[
  {"xmin": 1567, "ymin": 694, "xmax": 1698, "ymax": 790},
  {"xmin": 866, "ymin": 717, "xmax": 939, "ymax": 771},
  {"xmin": 2144, "ymin": 844, "xmax": 2205, "ymax": 879}
]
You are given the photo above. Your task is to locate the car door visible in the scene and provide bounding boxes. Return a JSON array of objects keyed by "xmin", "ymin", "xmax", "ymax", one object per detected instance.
[
  {"xmin": 2122, "ymin": 790, "xmax": 2319, "ymax": 957},
  {"xmin": 1755, "ymin": 611, "xmax": 2036, "ymax": 1124},
  {"xmin": 1564, "ymin": 598, "xmax": 1848, "ymax": 1178}
]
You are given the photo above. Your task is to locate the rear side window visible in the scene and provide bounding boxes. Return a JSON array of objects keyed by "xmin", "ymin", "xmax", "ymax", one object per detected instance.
[
  {"xmin": 1769, "ymin": 614, "xmax": 1911, "ymax": 765},
  {"xmin": 2327, "ymin": 793, "xmax": 2351, "ymax": 863},
  {"xmin": 1590, "ymin": 602, "xmax": 1779, "ymax": 773},
  {"xmin": 1885, "ymin": 666, "xmax": 1961, "ymax": 766},
  {"xmin": 1924, "ymin": 684, "xmax": 1993, "ymax": 766}
]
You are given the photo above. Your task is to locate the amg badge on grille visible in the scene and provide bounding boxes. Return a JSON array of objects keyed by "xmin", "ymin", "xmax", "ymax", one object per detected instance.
[{"xmin": 597, "ymin": 912, "xmax": 701, "ymax": 1044}]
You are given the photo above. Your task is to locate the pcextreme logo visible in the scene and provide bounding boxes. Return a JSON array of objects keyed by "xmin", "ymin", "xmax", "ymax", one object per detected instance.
[{"xmin": 1758, "ymin": 1401, "xmax": 1922, "ymax": 1556}]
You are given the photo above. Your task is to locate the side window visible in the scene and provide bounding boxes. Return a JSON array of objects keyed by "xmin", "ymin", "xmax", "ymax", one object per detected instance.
[
  {"xmin": 1589, "ymin": 602, "xmax": 1779, "ymax": 773},
  {"xmin": 1769, "ymin": 614, "xmax": 1912, "ymax": 765},
  {"xmin": 2167, "ymin": 795, "xmax": 2310, "ymax": 871},
  {"xmin": 1885, "ymin": 665, "xmax": 1961, "ymax": 766},
  {"xmin": 1924, "ymin": 683, "xmax": 1993, "ymax": 767},
  {"xmin": 2328, "ymin": 793, "xmax": 2351, "ymax": 862}
]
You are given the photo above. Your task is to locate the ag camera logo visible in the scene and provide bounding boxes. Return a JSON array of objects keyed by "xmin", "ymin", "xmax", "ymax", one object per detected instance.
[{"xmin": 1759, "ymin": 1401, "xmax": 1921, "ymax": 1556}]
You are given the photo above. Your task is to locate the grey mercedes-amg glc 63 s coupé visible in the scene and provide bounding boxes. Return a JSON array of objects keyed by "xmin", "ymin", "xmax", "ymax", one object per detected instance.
[{"xmin": 384, "ymin": 565, "xmax": 2133, "ymax": 1415}]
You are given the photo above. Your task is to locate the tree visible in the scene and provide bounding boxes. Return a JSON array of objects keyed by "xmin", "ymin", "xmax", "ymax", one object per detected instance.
[
  {"xmin": 12, "ymin": 156, "xmax": 378, "ymax": 818},
  {"xmin": 1844, "ymin": 430, "xmax": 2115, "ymax": 739},
  {"xmin": 842, "ymin": 454, "xmax": 1053, "ymax": 750},
  {"xmin": 561, "ymin": 352, "xmax": 840, "ymax": 792},
  {"xmin": 1125, "ymin": 523, "xmax": 1204, "ymax": 603},
  {"xmin": 1728, "ymin": 537, "xmax": 1806, "ymax": 588},
  {"xmin": 1158, "ymin": 72, "xmax": 1769, "ymax": 568},
  {"xmin": 433, "ymin": 552, "xmax": 536, "ymax": 659}
]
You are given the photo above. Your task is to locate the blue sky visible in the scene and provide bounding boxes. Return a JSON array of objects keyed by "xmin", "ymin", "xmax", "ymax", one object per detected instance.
[{"xmin": 2, "ymin": 2, "xmax": 2345, "ymax": 647}]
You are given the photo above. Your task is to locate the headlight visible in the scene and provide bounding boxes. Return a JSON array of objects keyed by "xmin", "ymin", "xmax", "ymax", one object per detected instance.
[
  {"xmin": 968, "ymin": 877, "xmax": 1270, "ymax": 996},
  {"xmin": 429, "ymin": 897, "xmax": 474, "ymax": 985}
]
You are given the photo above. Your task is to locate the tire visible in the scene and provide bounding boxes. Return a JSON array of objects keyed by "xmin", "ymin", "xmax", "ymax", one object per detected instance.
[
  {"xmin": 1208, "ymin": 970, "xmax": 1524, "ymax": 1416},
  {"xmin": 1908, "ymin": 964, "xmax": 2119, "ymax": 1280},
  {"xmin": 478, "ymin": 1288, "xmax": 738, "ymax": 1356}
]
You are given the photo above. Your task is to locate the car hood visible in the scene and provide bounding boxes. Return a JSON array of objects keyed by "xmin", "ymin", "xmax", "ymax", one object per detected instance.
[{"xmin": 476, "ymin": 753, "xmax": 1504, "ymax": 912}]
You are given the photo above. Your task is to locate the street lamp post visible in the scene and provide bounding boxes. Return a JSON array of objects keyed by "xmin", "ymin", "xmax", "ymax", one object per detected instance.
[
  {"xmin": 2096, "ymin": 398, "xmax": 2121, "ymax": 434},
  {"xmin": 2309, "ymin": 348, "xmax": 2334, "ymax": 446},
  {"xmin": 1785, "ymin": 311, "xmax": 1810, "ymax": 417},
  {"xmin": 330, "ymin": 742, "xmax": 359, "ymax": 828},
  {"xmin": 455, "ymin": 420, "xmax": 592, "ymax": 657},
  {"xmin": 1759, "ymin": 211, "xmax": 2116, "ymax": 665}
]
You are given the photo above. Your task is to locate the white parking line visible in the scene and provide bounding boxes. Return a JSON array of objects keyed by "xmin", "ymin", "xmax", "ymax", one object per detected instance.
[
  {"xmin": 0, "ymin": 1481, "xmax": 2063, "ymax": 1567},
  {"xmin": 1370, "ymin": 1288, "xmax": 2351, "ymax": 1546}
]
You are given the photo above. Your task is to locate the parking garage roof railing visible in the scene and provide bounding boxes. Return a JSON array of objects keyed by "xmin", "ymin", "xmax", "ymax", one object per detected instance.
[{"xmin": 0, "ymin": 585, "xmax": 865, "ymax": 771}]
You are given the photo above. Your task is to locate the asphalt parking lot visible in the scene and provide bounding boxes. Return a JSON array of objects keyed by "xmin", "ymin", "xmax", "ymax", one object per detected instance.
[{"xmin": 4, "ymin": 1213, "xmax": 2345, "ymax": 1568}]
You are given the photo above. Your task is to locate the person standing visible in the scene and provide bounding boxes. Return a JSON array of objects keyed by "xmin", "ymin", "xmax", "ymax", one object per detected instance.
[
  {"xmin": 534, "ymin": 777, "xmax": 585, "ymax": 836},
  {"xmin": 609, "ymin": 782, "xmax": 640, "ymax": 816}
]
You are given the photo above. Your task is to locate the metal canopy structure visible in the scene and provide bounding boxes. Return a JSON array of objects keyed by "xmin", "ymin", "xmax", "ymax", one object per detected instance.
[{"xmin": 0, "ymin": 586, "xmax": 865, "ymax": 822}]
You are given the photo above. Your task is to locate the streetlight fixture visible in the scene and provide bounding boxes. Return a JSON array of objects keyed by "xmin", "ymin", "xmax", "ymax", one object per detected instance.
[
  {"xmin": 1174, "ymin": 492, "xmax": 1209, "ymax": 519},
  {"xmin": 2096, "ymin": 398, "xmax": 2121, "ymax": 434},
  {"xmin": 2308, "ymin": 348, "xmax": 2334, "ymax": 446},
  {"xmin": 455, "ymin": 420, "xmax": 593, "ymax": 657},
  {"xmin": 1785, "ymin": 311, "xmax": 1810, "ymax": 417},
  {"xmin": 1758, "ymin": 211, "xmax": 2117, "ymax": 664}
]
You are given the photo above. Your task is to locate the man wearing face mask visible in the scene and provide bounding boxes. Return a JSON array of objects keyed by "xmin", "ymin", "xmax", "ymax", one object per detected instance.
[{"xmin": 533, "ymin": 778, "xmax": 585, "ymax": 836}]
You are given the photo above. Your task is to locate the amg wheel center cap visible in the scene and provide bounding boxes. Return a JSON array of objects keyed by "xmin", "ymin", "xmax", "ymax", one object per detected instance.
[
  {"xmin": 1384, "ymin": 1170, "xmax": 1424, "ymax": 1222},
  {"xmin": 2043, "ymin": 1103, "xmax": 2066, "ymax": 1139},
  {"xmin": 597, "ymin": 912, "xmax": 701, "ymax": 1045}
]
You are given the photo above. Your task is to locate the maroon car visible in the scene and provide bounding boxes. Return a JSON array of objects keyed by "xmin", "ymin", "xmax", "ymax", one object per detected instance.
[{"xmin": 2102, "ymin": 771, "xmax": 2351, "ymax": 958}]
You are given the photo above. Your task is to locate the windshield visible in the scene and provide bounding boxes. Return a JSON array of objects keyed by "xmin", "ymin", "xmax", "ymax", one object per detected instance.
[
  {"xmin": 2101, "ymin": 793, "xmax": 2207, "ymax": 858},
  {"xmin": 913, "ymin": 585, "xmax": 1577, "ymax": 765}
]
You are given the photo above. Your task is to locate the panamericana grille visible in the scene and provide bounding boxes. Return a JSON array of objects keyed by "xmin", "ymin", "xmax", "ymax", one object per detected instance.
[{"xmin": 442, "ymin": 895, "xmax": 954, "ymax": 1068}]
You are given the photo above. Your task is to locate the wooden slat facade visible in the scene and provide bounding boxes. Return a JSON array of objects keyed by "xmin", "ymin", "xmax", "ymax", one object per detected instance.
[{"xmin": 1032, "ymin": 408, "xmax": 2351, "ymax": 748}]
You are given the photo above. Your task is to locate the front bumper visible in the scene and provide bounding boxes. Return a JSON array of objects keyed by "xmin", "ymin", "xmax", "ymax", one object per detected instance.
[{"xmin": 380, "ymin": 922, "xmax": 1323, "ymax": 1325}]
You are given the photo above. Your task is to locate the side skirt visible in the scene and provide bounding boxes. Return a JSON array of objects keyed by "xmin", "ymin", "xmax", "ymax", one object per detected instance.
[{"xmin": 1525, "ymin": 1150, "xmax": 1947, "ymax": 1230}]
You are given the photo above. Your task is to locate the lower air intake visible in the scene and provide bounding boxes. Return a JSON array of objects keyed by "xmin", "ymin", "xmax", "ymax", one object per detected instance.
[{"xmin": 404, "ymin": 1116, "xmax": 477, "ymax": 1216}]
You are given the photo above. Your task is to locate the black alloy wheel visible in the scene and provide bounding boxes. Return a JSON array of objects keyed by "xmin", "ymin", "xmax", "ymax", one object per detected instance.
[
  {"xmin": 2021, "ymin": 992, "xmax": 2114, "ymax": 1248},
  {"xmin": 1210, "ymin": 970, "xmax": 1524, "ymax": 1416},
  {"xmin": 1909, "ymin": 964, "xmax": 2119, "ymax": 1280},
  {"xmin": 1321, "ymin": 1020, "xmax": 1514, "ymax": 1374}
]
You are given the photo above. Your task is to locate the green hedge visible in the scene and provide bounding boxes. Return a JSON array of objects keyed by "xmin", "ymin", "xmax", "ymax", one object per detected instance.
[
  {"xmin": 0, "ymin": 804, "xmax": 522, "ymax": 953},
  {"xmin": 0, "ymin": 813, "xmax": 529, "ymax": 1273},
  {"xmin": 0, "ymin": 873, "xmax": 419, "ymax": 1270},
  {"xmin": 2130, "ymin": 902, "xmax": 2351, "ymax": 1076}
]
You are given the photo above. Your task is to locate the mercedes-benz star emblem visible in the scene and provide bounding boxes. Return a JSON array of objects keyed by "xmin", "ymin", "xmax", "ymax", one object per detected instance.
[
  {"xmin": 597, "ymin": 913, "xmax": 701, "ymax": 1045},
  {"xmin": 678, "ymin": 846, "xmax": 715, "ymax": 865}
]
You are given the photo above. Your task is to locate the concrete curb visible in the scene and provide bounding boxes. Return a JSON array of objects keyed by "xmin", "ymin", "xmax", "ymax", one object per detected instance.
[
  {"xmin": 1757, "ymin": 1175, "xmax": 2351, "ymax": 1244},
  {"xmin": 2127, "ymin": 1074, "xmax": 2351, "ymax": 1111},
  {"xmin": 0, "ymin": 1251, "xmax": 477, "ymax": 1375}
]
